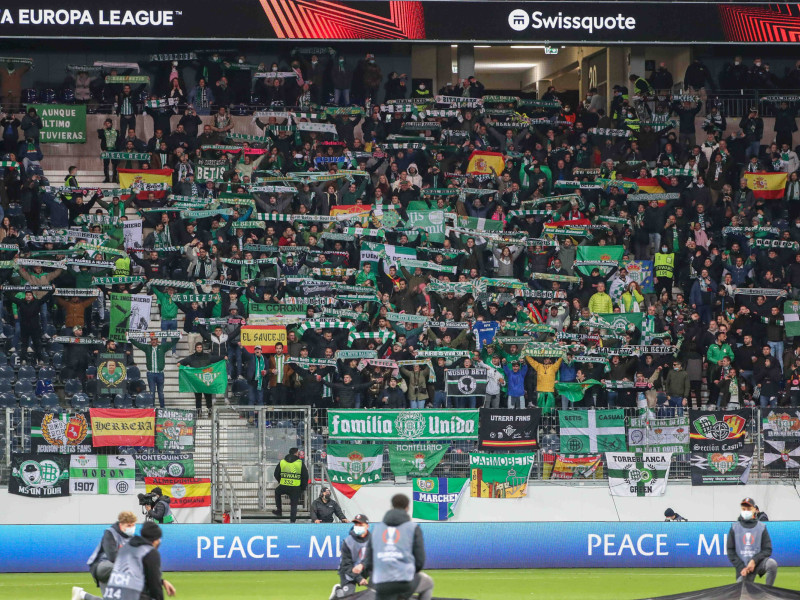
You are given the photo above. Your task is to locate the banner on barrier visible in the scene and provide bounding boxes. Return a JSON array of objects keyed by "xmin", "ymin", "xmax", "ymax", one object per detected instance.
[{"xmin": 327, "ymin": 410, "xmax": 479, "ymax": 441}]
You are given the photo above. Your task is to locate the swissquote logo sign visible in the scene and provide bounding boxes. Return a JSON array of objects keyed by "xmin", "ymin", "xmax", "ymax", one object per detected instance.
[{"xmin": 508, "ymin": 10, "xmax": 637, "ymax": 35}]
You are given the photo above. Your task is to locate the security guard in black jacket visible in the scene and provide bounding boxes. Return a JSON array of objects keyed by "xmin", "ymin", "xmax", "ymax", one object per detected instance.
[{"xmin": 312, "ymin": 486, "xmax": 349, "ymax": 524}]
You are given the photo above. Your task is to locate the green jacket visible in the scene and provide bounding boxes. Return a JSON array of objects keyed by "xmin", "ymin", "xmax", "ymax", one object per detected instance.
[
  {"xmin": 152, "ymin": 287, "xmax": 179, "ymax": 320},
  {"xmin": 707, "ymin": 342, "xmax": 734, "ymax": 365},
  {"xmin": 131, "ymin": 339, "xmax": 178, "ymax": 373}
]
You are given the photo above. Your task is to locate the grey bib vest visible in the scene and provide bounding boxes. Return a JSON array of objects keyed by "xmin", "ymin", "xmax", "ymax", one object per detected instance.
[
  {"xmin": 342, "ymin": 534, "xmax": 369, "ymax": 583},
  {"xmin": 370, "ymin": 521, "xmax": 417, "ymax": 584},
  {"xmin": 87, "ymin": 525, "xmax": 127, "ymax": 566},
  {"xmin": 733, "ymin": 520, "xmax": 765, "ymax": 564},
  {"xmin": 104, "ymin": 543, "xmax": 153, "ymax": 600}
]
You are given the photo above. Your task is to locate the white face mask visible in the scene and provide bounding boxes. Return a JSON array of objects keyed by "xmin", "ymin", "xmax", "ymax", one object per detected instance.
[
  {"xmin": 353, "ymin": 525, "xmax": 367, "ymax": 536},
  {"xmin": 741, "ymin": 510, "xmax": 754, "ymax": 520},
  {"xmin": 272, "ymin": 66, "xmax": 278, "ymax": 72},
  {"xmin": 123, "ymin": 526, "xmax": 136, "ymax": 536},
  {"xmin": 755, "ymin": 62, "xmax": 762, "ymax": 67}
]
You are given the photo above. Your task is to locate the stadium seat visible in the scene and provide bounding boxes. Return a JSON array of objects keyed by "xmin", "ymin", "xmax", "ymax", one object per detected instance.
[
  {"xmin": 0, "ymin": 351, "xmax": 9, "ymax": 365},
  {"xmin": 39, "ymin": 393, "xmax": 60, "ymax": 409},
  {"xmin": 0, "ymin": 392, "xmax": 16, "ymax": 408},
  {"xmin": 39, "ymin": 88, "xmax": 56, "ymax": 103},
  {"xmin": 63, "ymin": 379, "xmax": 83, "ymax": 397},
  {"xmin": 51, "ymin": 354, "xmax": 63, "ymax": 370},
  {"xmin": 92, "ymin": 396, "xmax": 112, "ymax": 409},
  {"xmin": 134, "ymin": 392, "xmax": 154, "ymax": 408},
  {"xmin": 126, "ymin": 366, "xmax": 141, "ymax": 380},
  {"xmin": 16, "ymin": 365, "xmax": 37, "ymax": 383},
  {"xmin": 0, "ymin": 379, "xmax": 12, "ymax": 394},
  {"xmin": 14, "ymin": 380, "xmax": 34, "ymax": 397},
  {"xmin": 113, "ymin": 394, "xmax": 133, "ymax": 408},
  {"xmin": 38, "ymin": 366, "xmax": 56, "ymax": 382},
  {"xmin": 17, "ymin": 394, "xmax": 38, "ymax": 409},
  {"xmin": 70, "ymin": 393, "xmax": 91, "ymax": 411},
  {"xmin": 128, "ymin": 379, "xmax": 146, "ymax": 395},
  {"xmin": 48, "ymin": 342, "xmax": 64, "ymax": 356},
  {"xmin": 0, "ymin": 364, "xmax": 14, "ymax": 380},
  {"xmin": 86, "ymin": 365, "xmax": 97, "ymax": 379}
]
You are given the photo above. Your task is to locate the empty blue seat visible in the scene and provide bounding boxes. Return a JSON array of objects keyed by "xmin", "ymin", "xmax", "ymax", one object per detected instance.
[
  {"xmin": 48, "ymin": 342, "xmax": 64, "ymax": 356},
  {"xmin": 14, "ymin": 380, "xmax": 34, "ymax": 396},
  {"xmin": 93, "ymin": 397, "xmax": 112, "ymax": 409},
  {"xmin": 113, "ymin": 394, "xmax": 133, "ymax": 408},
  {"xmin": 70, "ymin": 393, "xmax": 91, "ymax": 410},
  {"xmin": 16, "ymin": 365, "xmax": 36, "ymax": 382},
  {"xmin": 126, "ymin": 366, "xmax": 141, "ymax": 380},
  {"xmin": 64, "ymin": 379, "xmax": 83, "ymax": 397},
  {"xmin": 0, "ymin": 365, "xmax": 14, "ymax": 380},
  {"xmin": 38, "ymin": 367, "xmax": 56, "ymax": 382},
  {"xmin": 134, "ymin": 392, "xmax": 154, "ymax": 408},
  {"xmin": 39, "ymin": 393, "xmax": 60, "ymax": 409},
  {"xmin": 0, "ymin": 392, "xmax": 16, "ymax": 408},
  {"xmin": 52, "ymin": 354, "xmax": 63, "ymax": 370},
  {"xmin": 17, "ymin": 394, "xmax": 38, "ymax": 409}
]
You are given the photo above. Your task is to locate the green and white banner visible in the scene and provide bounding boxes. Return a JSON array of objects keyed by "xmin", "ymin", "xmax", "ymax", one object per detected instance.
[
  {"xmin": 412, "ymin": 477, "xmax": 467, "ymax": 521},
  {"xmin": 628, "ymin": 413, "xmax": 690, "ymax": 453},
  {"xmin": 326, "ymin": 444, "xmax": 383, "ymax": 484},
  {"xmin": 28, "ymin": 104, "xmax": 87, "ymax": 143},
  {"xmin": 388, "ymin": 443, "xmax": 449, "ymax": 478},
  {"xmin": 469, "ymin": 452, "xmax": 535, "ymax": 498},
  {"xmin": 109, "ymin": 293, "xmax": 152, "ymax": 342},
  {"xmin": 328, "ymin": 410, "xmax": 478, "ymax": 441},
  {"xmin": 606, "ymin": 452, "xmax": 672, "ymax": 497},
  {"xmin": 574, "ymin": 245, "xmax": 624, "ymax": 276},
  {"xmin": 559, "ymin": 409, "xmax": 627, "ymax": 453},
  {"xmin": 785, "ymin": 301, "xmax": 800, "ymax": 337},
  {"xmin": 178, "ymin": 361, "xmax": 228, "ymax": 395},
  {"xmin": 156, "ymin": 409, "xmax": 196, "ymax": 452},
  {"xmin": 134, "ymin": 453, "xmax": 195, "ymax": 479},
  {"xmin": 69, "ymin": 454, "xmax": 136, "ymax": 495}
]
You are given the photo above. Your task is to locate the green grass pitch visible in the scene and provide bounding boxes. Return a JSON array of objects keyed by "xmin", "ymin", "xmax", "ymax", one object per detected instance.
[{"xmin": 2, "ymin": 568, "xmax": 800, "ymax": 599}]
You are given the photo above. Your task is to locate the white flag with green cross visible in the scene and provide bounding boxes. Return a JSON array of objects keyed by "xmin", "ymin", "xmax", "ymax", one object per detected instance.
[
  {"xmin": 606, "ymin": 452, "xmax": 672, "ymax": 497},
  {"xmin": 559, "ymin": 409, "xmax": 627, "ymax": 453}
]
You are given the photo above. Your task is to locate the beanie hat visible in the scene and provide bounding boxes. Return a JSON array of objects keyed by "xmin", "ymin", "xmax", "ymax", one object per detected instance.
[{"xmin": 140, "ymin": 521, "xmax": 162, "ymax": 542}]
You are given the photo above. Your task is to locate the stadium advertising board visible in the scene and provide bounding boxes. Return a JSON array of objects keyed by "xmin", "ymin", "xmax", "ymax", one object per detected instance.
[
  {"xmin": 4, "ymin": 522, "xmax": 800, "ymax": 572},
  {"xmin": 1, "ymin": 2, "xmax": 799, "ymax": 43}
]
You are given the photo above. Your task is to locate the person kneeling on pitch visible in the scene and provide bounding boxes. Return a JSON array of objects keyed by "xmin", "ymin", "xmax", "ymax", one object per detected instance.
[
  {"xmin": 86, "ymin": 510, "xmax": 137, "ymax": 593},
  {"xmin": 727, "ymin": 497, "xmax": 778, "ymax": 586},
  {"xmin": 331, "ymin": 513, "xmax": 371, "ymax": 599},
  {"xmin": 72, "ymin": 521, "xmax": 176, "ymax": 600}
]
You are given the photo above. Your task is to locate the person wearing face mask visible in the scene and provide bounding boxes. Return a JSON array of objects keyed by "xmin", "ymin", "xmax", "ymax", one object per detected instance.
[
  {"xmin": 353, "ymin": 494, "xmax": 426, "ymax": 600},
  {"xmin": 331, "ymin": 514, "xmax": 370, "ymax": 599},
  {"xmin": 726, "ymin": 497, "xmax": 778, "ymax": 587},
  {"xmin": 311, "ymin": 486, "xmax": 349, "ymax": 524},
  {"xmin": 86, "ymin": 511, "xmax": 137, "ymax": 593},
  {"xmin": 74, "ymin": 521, "xmax": 176, "ymax": 600}
]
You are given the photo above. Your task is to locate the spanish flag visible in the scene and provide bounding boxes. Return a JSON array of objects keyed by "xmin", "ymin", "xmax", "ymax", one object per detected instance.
[
  {"xmin": 466, "ymin": 151, "xmax": 506, "ymax": 175},
  {"xmin": 118, "ymin": 168, "xmax": 173, "ymax": 200},
  {"xmin": 621, "ymin": 177, "xmax": 664, "ymax": 194},
  {"xmin": 332, "ymin": 482, "xmax": 361, "ymax": 499},
  {"xmin": 146, "ymin": 477, "xmax": 211, "ymax": 507},
  {"xmin": 89, "ymin": 408, "xmax": 155, "ymax": 447},
  {"xmin": 744, "ymin": 171, "xmax": 787, "ymax": 200}
]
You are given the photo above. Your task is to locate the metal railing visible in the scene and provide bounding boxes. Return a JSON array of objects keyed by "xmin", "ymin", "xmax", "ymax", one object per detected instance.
[{"xmin": 216, "ymin": 463, "xmax": 242, "ymax": 523}]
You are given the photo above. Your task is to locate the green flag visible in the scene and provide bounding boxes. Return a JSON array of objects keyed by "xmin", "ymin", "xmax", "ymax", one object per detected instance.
[
  {"xmin": 135, "ymin": 453, "xmax": 195, "ymax": 478},
  {"xmin": 412, "ymin": 477, "xmax": 467, "ymax": 520},
  {"xmin": 69, "ymin": 455, "xmax": 135, "ymax": 495},
  {"xmin": 178, "ymin": 361, "xmax": 228, "ymax": 394},
  {"xmin": 785, "ymin": 301, "xmax": 800, "ymax": 337},
  {"xmin": 595, "ymin": 312, "xmax": 643, "ymax": 333},
  {"xmin": 559, "ymin": 409, "xmax": 627, "ymax": 453},
  {"xmin": 326, "ymin": 444, "xmax": 383, "ymax": 484},
  {"xmin": 28, "ymin": 104, "xmax": 86, "ymax": 143},
  {"xmin": 574, "ymin": 245, "xmax": 624, "ymax": 276},
  {"xmin": 606, "ymin": 452, "xmax": 672, "ymax": 497},
  {"xmin": 388, "ymin": 443, "xmax": 449, "ymax": 478},
  {"xmin": 554, "ymin": 380, "xmax": 603, "ymax": 404},
  {"xmin": 155, "ymin": 409, "xmax": 196, "ymax": 451},
  {"xmin": 469, "ymin": 452, "xmax": 535, "ymax": 498},
  {"xmin": 406, "ymin": 210, "xmax": 446, "ymax": 243}
]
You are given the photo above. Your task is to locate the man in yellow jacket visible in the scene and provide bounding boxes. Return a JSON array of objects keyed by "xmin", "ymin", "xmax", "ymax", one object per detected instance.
[
  {"xmin": 525, "ymin": 356, "xmax": 563, "ymax": 413},
  {"xmin": 588, "ymin": 282, "xmax": 614, "ymax": 314}
]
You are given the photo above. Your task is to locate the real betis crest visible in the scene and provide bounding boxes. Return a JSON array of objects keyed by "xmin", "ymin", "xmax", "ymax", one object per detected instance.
[
  {"xmin": 710, "ymin": 452, "xmax": 737, "ymax": 473},
  {"xmin": 413, "ymin": 452, "xmax": 427, "ymax": 471},
  {"xmin": 346, "ymin": 451, "xmax": 366, "ymax": 478},
  {"xmin": 394, "ymin": 411, "xmax": 426, "ymax": 440},
  {"xmin": 198, "ymin": 367, "xmax": 220, "ymax": 386}
]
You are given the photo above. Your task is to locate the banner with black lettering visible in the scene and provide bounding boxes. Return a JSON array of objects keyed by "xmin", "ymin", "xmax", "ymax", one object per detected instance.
[
  {"xmin": 445, "ymin": 368, "xmax": 488, "ymax": 397},
  {"xmin": 478, "ymin": 408, "xmax": 540, "ymax": 449}
]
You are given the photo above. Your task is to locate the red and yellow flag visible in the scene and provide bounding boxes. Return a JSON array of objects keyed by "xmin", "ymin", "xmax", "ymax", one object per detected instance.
[
  {"xmin": 118, "ymin": 168, "xmax": 173, "ymax": 200},
  {"xmin": 146, "ymin": 477, "xmax": 211, "ymax": 507},
  {"xmin": 90, "ymin": 408, "xmax": 155, "ymax": 447},
  {"xmin": 744, "ymin": 171, "xmax": 787, "ymax": 200},
  {"xmin": 621, "ymin": 177, "xmax": 664, "ymax": 194},
  {"xmin": 330, "ymin": 204, "xmax": 371, "ymax": 216},
  {"xmin": 466, "ymin": 151, "xmax": 506, "ymax": 175}
]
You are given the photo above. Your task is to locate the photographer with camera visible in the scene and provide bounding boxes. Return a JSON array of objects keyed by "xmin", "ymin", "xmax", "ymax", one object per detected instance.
[
  {"xmin": 138, "ymin": 487, "xmax": 175, "ymax": 524},
  {"xmin": 86, "ymin": 511, "xmax": 137, "ymax": 593}
]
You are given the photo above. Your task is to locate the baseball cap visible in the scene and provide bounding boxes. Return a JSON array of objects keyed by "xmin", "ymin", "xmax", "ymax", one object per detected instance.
[
  {"xmin": 254, "ymin": 345, "xmax": 262, "ymax": 350},
  {"xmin": 664, "ymin": 508, "xmax": 675, "ymax": 518},
  {"xmin": 741, "ymin": 497, "xmax": 756, "ymax": 507},
  {"xmin": 352, "ymin": 513, "xmax": 369, "ymax": 524}
]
